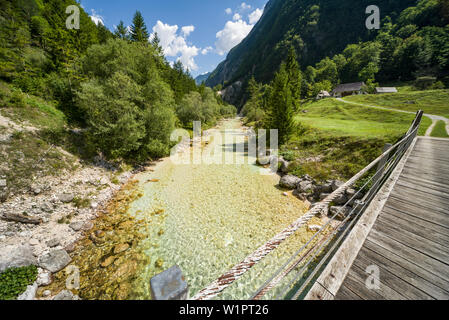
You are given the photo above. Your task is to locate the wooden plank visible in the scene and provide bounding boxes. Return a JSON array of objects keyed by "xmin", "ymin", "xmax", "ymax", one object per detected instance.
[
  {"xmin": 379, "ymin": 210, "xmax": 449, "ymax": 247},
  {"xmin": 381, "ymin": 206, "xmax": 449, "ymax": 242},
  {"xmin": 395, "ymin": 180, "xmax": 449, "ymax": 201},
  {"xmin": 364, "ymin": 239, "xmax": 449, "ymax": 293},
  {"xmin": 403, "ymin": 163, "xmax": 449, "ymax": 179},
  {"xmin": 335, "ymin": 284, "xmax": 363, "ymax": 300},
  {"xmin": 353, "ymin": 251, "xmax": 434, "ymax": 300},
  {"xmin": 389, "ymin": 188, "xmax": 449, "ymax": 215},
  {"xmin": 401, "ymin": 167, "xmax": 449, "ymax": 185},
  {"xmin": 385, "ymin": 197, "xmax": 449, "ymax": 229},
  {"xmin": 357, "ymin": 246, "xmax": 449, "ymax": 300},
  {"xmin": 408, "ymin": 153, "xmax": 449, "ymax": 164},
  {"xmin": 406, "ymin": 158, "xmax": 449, "ymax": 172},
  {"xmin": 304, "ymin": 283, "xmax": 335, "ymax": 300},
  {"xmin": 344, "ymin": 264, "xmax": 406, "ymax": 300},
  {"xmin": 368, "ymin": 228, "xmax": 449, "ymax": 282},
  {"xmin": 373, "ymin": 219, "xmax": 449, "ymax": 263},
  {"xmin": 398, "ymin": 175, "xmax": 449, "ymax": 194}
]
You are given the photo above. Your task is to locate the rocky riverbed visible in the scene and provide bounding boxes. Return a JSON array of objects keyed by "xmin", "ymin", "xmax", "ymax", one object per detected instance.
[{"xmin": 0, "ymin": 157, "xmax": 135, "ymax": 299}]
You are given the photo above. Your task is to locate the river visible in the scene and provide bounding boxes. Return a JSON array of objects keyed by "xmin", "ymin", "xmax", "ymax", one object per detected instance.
[{"xmin": 126, "ymin": 118, "xmax": 321, "ymax": 299}]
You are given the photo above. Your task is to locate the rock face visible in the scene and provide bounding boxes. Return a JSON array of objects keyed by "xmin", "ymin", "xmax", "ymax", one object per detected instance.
[
  {"xmin": 38, "ymin": 250, "xmax": 71, "ymax": 273},
  {"xmin": 279, "ymin": 175, "xmax": 301, "ymax": 189},
  {"xmin": 0, "ymin": 244, "xmax": 37, "ymax": 273}
]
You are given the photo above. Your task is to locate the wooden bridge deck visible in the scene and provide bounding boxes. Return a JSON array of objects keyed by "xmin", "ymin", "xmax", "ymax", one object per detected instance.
[{"xmin": 306, "ymin": 137, "xmax": 449, "ymax": 300}]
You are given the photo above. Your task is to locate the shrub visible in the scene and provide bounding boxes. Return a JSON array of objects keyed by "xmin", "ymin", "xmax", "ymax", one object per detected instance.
[{"xmin": 0, "ymin": 266, "xmax": 38, "ymax": 300}]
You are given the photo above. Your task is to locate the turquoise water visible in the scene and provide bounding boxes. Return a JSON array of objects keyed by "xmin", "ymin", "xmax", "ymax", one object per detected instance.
[{"xmin": 127, "ymin": 119, "xmax": 320, "ymax": 299}]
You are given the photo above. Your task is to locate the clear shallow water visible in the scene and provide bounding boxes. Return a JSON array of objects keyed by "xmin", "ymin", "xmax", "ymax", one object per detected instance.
[{"xmin": 127, "ymin": 119, "xmax": 320, "ymax": 299}]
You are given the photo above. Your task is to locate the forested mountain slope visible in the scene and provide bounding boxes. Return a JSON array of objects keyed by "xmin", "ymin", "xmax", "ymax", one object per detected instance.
[{"xmin": 206, "ymin": 0, "xmax": 449, "ymax": 106}]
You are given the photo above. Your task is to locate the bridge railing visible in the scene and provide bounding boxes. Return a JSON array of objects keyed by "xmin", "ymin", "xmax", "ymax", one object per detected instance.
[{"xmin": 192, "ymin": 110, "xmax": 424, "ymax": 300}]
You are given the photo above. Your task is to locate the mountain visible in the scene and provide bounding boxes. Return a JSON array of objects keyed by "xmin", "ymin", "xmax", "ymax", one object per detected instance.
[
  {"xmin": 195, "ymin": 72, "xmax": 211, "ymax": 85},
  {"xmin": 206, "ymin": 0, "xmax": 418, "ymax": 106}
]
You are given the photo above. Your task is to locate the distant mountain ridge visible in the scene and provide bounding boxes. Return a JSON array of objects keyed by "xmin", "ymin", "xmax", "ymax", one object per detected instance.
[
  {"xmin": 195, "ymin": 72, "xmax": 211, "ymax": 85},
  {"xmin": 206, "ymin": 0, "xmax": 418, "ymax": 106}
]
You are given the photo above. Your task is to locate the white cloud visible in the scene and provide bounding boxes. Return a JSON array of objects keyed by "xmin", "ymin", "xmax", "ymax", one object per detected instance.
[
  {"xmin": 201, "ymin": 46, "xmax": 213, "ymax": 55},
  {"xmin": 89, "ymin": 9, "xmax": 104, "ymax": 26},
  {"xmin": 248, "ymin": 8, "xmax": 263, "ymax": 24},
  {"xmin": 215, "ymin": 19, "xmax": 253, "ymax": 55},
  {"xmin": 214, "ymin": 6, "xmax": 265, "ymax": 56},
  {"xmin": 151, "ymin": 20, "xmax": 200, "ymax": 71},
  {"xmin": 233, "ymin": 13, "xmax": 242, "ymax": 21},
  {"xmin": 225, "ymin": 8, "xmax": 232, "ymax": 15},
  {"xmin": 240, "ymin": 2, "xmax": 251, "ymax": 11},
  {"xmin": 181, "ymin": 25, "xmax": 195, "ymax": 37}
]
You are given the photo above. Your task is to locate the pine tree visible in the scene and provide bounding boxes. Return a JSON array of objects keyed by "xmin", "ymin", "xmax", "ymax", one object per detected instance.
[
  {"xmin": 266, "ymin": 64, "xmax": 294, "ymax": 145},
  {"xmin": 130, "ymin": 11, "xmax": 149, "ymax": 42},
  {"xmin": 115, "ymin": 21, "xmax": 129, "ymax": 40},
  {"xmin": 151, "ymin": 32, "xmax": 163, "ymax": 54},
  {"xmin": 285, "ymin": 46, "xmax": 302, "ymax": 111}
]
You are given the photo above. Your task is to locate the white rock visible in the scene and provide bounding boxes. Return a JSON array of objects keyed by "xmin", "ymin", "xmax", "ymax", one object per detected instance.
[
  {"xmin": 17, "ymin": 282, "xmax": 38, "ymax": 300},
  {"xmin": 37, "ymin": 269, "xmax": 52, "ymax": 286},
  {"xmin": 308, "ymin": 225, "xmax": 322, "ymax": 232},
  {"xmin": 42, "ymin": 290, "xmax": 51, "ymax": 297},
  {"xmin": 29, "ymin": 239, "xmax": 39, "ymax": 246}
]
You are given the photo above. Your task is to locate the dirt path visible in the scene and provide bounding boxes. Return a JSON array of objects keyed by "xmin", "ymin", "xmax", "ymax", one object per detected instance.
[{"xmin": 336, "ymin": 98, "xmax": 449, "ymax": 137}]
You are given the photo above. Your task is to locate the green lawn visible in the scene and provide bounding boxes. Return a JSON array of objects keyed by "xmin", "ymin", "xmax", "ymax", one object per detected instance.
[
  {"xmin": 297, "ymin": 98, "xmax": 430, "ymax": 138},
  {"xmin": 430, "ymin": 120, "xmax": 449, "ymax": 138},
  {"xmin": 343, "ymin": 89, "xmax": 449, "ymax": 119},
  {"xmin": 281, "ymin": 98, "xmax": 431, "ymax": 181}
]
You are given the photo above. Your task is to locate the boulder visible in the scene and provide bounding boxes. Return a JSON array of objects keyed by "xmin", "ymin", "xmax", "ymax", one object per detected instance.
[
  {"xmin": 333, "ymin": 193, "xmax": 348, "ymax": 206},
  {"xmin": 46, "ymin": 238, "xmax": 60, "ymax": 248},
  {"xmin": 316, "ymin": 183, "xmax": 333, "ymax": 194},
  {"xmin": 0, "ymin": 244, "xmax": 37, "ymax": 273},
  {"xmin": 329, "ymin": 206, "xmax": 351, "ymax": 220},
  {"xmin": 278, "ymin": 159, "xmax": 290, "ymax": 174},
  {"xmin": 58, "ymin": 193, "xmax": 74, "ymax": 203},
  {"xmin": 279, "ymin": 175, "xmax": 301, "ymax": 190},
  {"xmin": 292, "ymin": 189, "xmax": 307, "ymax": 201},
  {"xmin": 69, "ymin": 221, "xmax": 84, "ymax": 232},
  {"xmin": 331, "ymin": 180, "xmax": 344, "ymax": 191},
  {"xmin": 38, "ymin": 250, "xmax": 71, "ymax": 273},
  {"xmin": 297, "ymin": 180, "xmax": 314, "ymax": 194},
  {"xmin": 346, "ymin": 188, "xmax": 363, "ymax": 200},
  {"xmin": 319, "ymin": 193, "xmax": 330, "ymax": 201},
  {"xmin": 0, "ymin": 189, "xmax": 8, "ymax": 203},
  {"xmin": 1, "ymin": 213, "xmax": 42, "ymax": 225}
]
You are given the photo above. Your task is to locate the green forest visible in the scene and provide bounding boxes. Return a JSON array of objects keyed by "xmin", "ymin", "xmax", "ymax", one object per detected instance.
[
  {"xmin": 0, "ymin": 0, "xmax": 236, "ymax": 162},
  {"xmin": 241, "ymin": 0, "xmax": 449, "ymax": 144}
]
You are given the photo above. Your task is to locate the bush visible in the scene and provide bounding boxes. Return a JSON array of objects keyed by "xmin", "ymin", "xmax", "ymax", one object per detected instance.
[
  {"xmin": 0, "ymin": 266, "xmax": 38, "ymax": 300},
  {"xmin": 8, "ymin": 89, "xmax": 26, "ymax": 108},
  {"xmin": 76, "ymin": 39, "xmax": 177, "ymax": 161}
]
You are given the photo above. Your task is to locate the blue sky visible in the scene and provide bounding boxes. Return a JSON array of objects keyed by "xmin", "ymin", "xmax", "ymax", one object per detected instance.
[{"xmin": 80, "ymin": 0, "xmax": 268, "ymax": 77}]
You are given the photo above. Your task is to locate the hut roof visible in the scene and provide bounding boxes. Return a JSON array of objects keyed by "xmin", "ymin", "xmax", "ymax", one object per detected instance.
[
  {"xmin": 332, "ymin": 82, "xmax": 365, "ymax": 94},
  {"xmin": 375, "ymin": 87, "xmax": 398, "ymax": 93}
]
